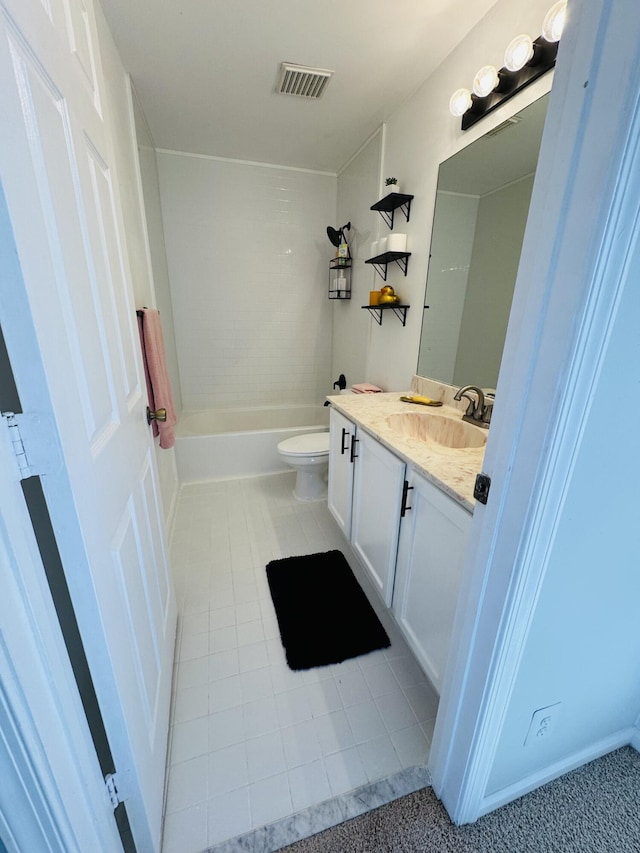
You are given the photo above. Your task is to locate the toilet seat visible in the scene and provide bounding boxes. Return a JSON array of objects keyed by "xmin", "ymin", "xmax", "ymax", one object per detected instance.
[{"xmin": 277, "ymin": 432, "xmax": 330, "ymax": 457}]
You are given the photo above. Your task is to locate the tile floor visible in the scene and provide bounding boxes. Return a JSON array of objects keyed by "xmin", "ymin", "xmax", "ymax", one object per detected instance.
[{"xmin": 162, "ymin": 472, "xmax": 439, "ymax": 853}]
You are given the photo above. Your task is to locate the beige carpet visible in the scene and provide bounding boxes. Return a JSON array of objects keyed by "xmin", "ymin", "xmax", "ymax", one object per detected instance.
[{"xmin": 277, "ymin": 746, "xmax": 640, "ymax": 852}]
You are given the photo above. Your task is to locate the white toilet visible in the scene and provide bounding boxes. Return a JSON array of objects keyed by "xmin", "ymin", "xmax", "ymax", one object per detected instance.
[{"xmin": 277, "ymin": 432, "xmax": 330, "ymax": 501}]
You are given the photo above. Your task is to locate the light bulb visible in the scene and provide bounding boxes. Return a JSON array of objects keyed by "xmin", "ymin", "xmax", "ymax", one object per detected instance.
[
  {"xmin": 472, "ymin": 65, "xmax": 499, "ymax": 98},
  {"xmin": 449, "ymin": 88, "xmax": 472, "ymax": 117},
  {"xmin": 542, "ymin": 1, "xmax": 567, "ymax": 43},
  {"xmin": 473, "ymin": 65, "xmax": 500, "ymax": 98},
  {"xmin": 504, "ymin": 34, "xmax": 534, "ymax": 72}
]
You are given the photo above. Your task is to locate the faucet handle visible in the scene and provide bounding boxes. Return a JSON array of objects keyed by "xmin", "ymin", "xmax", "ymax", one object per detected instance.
[
  {"xmin": 462, "ymin": 396, "xmax": 477, "ymax": 418},
  {"xmin": 482, "ymin": 398, "xmax": 494, "ymax": 425}
]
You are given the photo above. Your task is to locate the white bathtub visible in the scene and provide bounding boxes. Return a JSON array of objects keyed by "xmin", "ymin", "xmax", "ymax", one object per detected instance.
[{"xmin": 175, "ymin": 405, "xmax": 330, "ymax": 482}]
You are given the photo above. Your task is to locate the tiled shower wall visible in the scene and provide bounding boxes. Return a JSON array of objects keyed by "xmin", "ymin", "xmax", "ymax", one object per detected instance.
[{"xmin": 156, "ymin": 153, "xmax": 336, "ymax": 411}]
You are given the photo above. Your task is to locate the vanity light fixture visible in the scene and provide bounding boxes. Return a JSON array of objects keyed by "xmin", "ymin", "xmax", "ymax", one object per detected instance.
[{"xmin": 450, "ymin": 1, "xmax": 566, "ymax": 130}]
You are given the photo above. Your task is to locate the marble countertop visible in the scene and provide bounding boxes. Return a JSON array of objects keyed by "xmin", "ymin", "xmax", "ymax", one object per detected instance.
[{"xmin": 326, "ymin": 390, "xmax": 487, "ymax": 513}]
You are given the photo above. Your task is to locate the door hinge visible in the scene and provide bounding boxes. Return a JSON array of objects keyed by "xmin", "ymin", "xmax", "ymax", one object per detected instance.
[
  {"xmin": 105, "ymin": 773, "xmax": 123, "ymax": 809},
  {"xmin": 1, "ymin": 411, "xmax": 60, "ymax": 480},
  {"xmin": 474, "ymin": 472, "xmax": 491, "ymax": 504}
]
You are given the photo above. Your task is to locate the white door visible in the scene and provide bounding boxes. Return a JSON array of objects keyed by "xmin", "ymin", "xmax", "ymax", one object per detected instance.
[
  {"xmin": 350, "ymin": 431, "xmax": 405, "ymax": 606},
  {"xmin": 0, "ymin": 1, "xmax": 176, "ymax": 850}
]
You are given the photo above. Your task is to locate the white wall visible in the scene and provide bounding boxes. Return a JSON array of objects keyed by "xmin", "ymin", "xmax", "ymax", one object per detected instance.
[
  {"xmin": 333, "ymin": 130, "xmax": 383, "ymax": 388},
  {"xmin": 336, "ymin": 0, "xmax": 554, "ymax": 391},
  {"xmin": 95, "ymin": 7, "xmax": 179, "ymax": 529},
  {"xmin": 486, "ymin": 178, "xmax": 640, "ymax": 795},
  {"xmin": 157, "ymin": 153, "xmax": 336, "ymax": 411}
]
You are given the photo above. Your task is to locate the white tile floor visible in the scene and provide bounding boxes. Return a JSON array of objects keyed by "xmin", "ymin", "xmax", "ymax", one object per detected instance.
[{"xmin": 162, "ymin": 473, "xmax": 439, "ymax": 853}]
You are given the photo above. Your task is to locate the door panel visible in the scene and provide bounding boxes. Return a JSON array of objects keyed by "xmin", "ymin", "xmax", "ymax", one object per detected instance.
[
  {"xmin": 8, "ymin": 29, "xmax": 118, "ymax": 439},
  {"xmin": 83, "ymin": 135, "xmax": 142, "ymax": 406},
  {"xmin": 61, "ymin": 0, "xmax": 101, "ymax": 105}
]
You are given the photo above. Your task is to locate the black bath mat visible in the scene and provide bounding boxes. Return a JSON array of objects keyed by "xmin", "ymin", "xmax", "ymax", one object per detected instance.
[{"xmin": 266, "ymin": 550, "xmax": 391, "ymax": 671}]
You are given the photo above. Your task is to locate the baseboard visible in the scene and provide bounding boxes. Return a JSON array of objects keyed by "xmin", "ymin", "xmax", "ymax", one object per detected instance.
[
  {"xmin": 478, "ymin": 726, "xmax": 636, "ymax": 818},
  {"xmin": 629, "ymin": 725, "xmax": 640, "ymax": 753}
]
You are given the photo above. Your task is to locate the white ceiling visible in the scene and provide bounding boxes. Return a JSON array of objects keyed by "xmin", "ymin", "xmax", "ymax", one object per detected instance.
[{"xmin": 99, "ymin": 0, "xmax": 500, "ymax": 174}]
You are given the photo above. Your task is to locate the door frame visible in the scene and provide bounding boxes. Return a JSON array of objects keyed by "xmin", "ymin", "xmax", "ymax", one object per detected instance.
[{"xmin": 430, "ymin": 0, "xmax": 640, "ymax": 822}]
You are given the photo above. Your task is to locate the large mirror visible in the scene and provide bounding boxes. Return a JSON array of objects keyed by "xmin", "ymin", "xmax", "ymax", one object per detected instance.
[{"xmin": 417, "ymin": 94, "xmax": 549, "ymax": 389}]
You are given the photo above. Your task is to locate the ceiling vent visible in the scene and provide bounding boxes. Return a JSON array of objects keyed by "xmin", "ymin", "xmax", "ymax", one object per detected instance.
[{"xmin": 276, "ymin": 62, "xmax": 333, "ymax": 99}]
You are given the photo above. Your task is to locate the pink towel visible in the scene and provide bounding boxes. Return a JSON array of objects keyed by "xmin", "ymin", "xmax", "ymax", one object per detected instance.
[
  {"xmin": 351, "ymin": 383, "xmax": 383, "ymax": 394},
  {"xmin": 137, "ymin": 308, "xmax": 177, "ymax": 449}
]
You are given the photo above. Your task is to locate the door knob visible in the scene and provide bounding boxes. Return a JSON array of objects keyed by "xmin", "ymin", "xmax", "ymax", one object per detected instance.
[{"xmin": 146, "ymin": 407, "xmax": 167, "ymax": 425}]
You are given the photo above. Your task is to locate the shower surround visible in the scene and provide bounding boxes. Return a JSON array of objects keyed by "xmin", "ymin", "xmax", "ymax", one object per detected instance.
[{"xmin": 157, "ymin": 152, "xmax": 336, "ymax": 411}]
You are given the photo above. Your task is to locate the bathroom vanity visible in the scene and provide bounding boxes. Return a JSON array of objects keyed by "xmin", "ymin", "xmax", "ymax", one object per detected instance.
[{"xmin": 327, "ymin": 387, "xmax": 485, "ymax": 693}]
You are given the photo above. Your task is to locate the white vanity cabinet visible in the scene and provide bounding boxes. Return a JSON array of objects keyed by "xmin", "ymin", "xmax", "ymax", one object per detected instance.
[
  {"xmin": 328, "ymin": 405, "xmax": 474, "ymax": 694},
  {"xmin": 328, "ymin": 409, "xmax": 405, "ymax": 605},
  {"xmin": 350, "ymin": 430, "xmax": 406, "ymax": 607},
  {"xmin": 392, "ymin": 469, "xmax": 472, "ymax": 693}
]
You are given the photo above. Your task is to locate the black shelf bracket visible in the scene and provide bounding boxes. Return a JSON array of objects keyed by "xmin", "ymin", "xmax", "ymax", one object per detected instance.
[
  {"xmin": 370, "ymin": 261, "xmax": 389, "ymax": 281},
  {"xmin": 365, "ymin": 251, "xmax": 411, "ymax": 281},
  {"xmin": 361, "ymin": 304, "xmax": 410, "ymax": 327},
  {"xmin": 370, "ymin": 193, "xmax": 414, "ymax": 230}
]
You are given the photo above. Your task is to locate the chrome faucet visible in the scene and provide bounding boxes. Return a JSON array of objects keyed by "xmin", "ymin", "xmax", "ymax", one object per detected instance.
[{"xmin": 454, "ymin": 385, "xmax": 494, "ymax": 429}]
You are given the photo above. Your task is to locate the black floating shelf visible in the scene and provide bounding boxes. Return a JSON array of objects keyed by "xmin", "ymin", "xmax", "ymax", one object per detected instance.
[
  {"xmin": 365, "ymin": 251, "xmax": 411, "ymax": 281},
  {"xmin": 370, "ymin": 193, "xmax": 414, "ymax": 229},
  {"xmin": 361, "ymin": 304, "xmax": 410, "ymax": 327}
]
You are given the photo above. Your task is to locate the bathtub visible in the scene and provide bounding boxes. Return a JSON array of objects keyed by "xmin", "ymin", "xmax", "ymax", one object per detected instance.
[{"xmin": 175, "ymin": 405, "xmax": 330, "ymax": 482}]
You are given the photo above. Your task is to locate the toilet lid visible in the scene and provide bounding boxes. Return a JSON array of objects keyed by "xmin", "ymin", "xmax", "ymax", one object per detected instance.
[{"xmin": 278, "ymin": 432, "xmax": 330, "ymax": 456}]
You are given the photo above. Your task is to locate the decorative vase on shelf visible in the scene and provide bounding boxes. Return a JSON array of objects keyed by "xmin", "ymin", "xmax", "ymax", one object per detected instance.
[{"xmin": 385, "ymin": 181, "xmax": 400, "ymax": 195}]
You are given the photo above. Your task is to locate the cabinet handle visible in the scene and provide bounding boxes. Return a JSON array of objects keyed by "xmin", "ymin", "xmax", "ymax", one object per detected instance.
[
  {"xmin": 350, "ymin": 436, "xmax": 359, "ymax": 463},
  {"xmin": 401, "ymin": 480, "xmax": 413, "ymax": 517},
  {"xmin": 340, "ymin": 427, "xmax": 349, "ymax": 455}
]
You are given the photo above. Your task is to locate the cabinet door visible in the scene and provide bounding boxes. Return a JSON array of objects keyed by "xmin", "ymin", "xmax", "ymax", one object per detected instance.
[
  {"xmin": 393, "ymin": 471, "xmax": 472, "ymax": 693},
  {"xmin": 351, "ymin": 431, "xmax": 405, "ymax": 606},
  {"xmin": 328, "ymin": 408, "xmax": 356, "ymax": 537}
]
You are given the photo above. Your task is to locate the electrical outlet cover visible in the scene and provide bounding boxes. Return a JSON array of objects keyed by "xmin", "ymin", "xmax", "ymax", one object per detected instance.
[{"xmin": 524, "ymin": 702, "xmax": 562, "ymax": 746}]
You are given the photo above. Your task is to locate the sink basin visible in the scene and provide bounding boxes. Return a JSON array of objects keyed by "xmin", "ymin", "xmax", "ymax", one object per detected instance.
[{"xmin": 386, "ymin": 412, "xmax": 487, "ymax": 449}]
